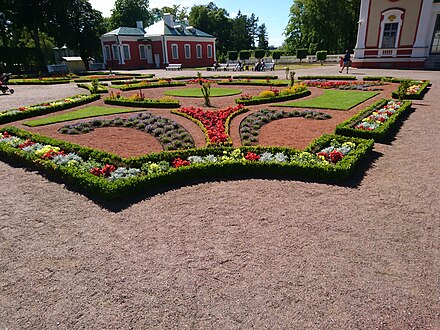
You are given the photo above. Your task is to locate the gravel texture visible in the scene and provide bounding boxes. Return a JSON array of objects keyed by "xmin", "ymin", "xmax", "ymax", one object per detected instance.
[{"xmin": 0, "ymin": 65, "xmax": 439, "ymax": 329}]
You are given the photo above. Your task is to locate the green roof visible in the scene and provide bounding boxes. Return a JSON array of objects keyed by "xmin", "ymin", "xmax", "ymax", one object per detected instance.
[
  {"xmin": 103, "ymin": 27, "xmax": 145, "ymax": 36},
  {"xmin": 163, "ymin": 24, "xmax": 214, "ymax": 38}
]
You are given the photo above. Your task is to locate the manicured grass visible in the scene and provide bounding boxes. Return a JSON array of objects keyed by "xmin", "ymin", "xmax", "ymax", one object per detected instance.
[
  {"xmin": 23, "ymin": 106, "xmax": 145, "ymax": 127},
  {"xmin": 277, "ymin": 90, "xmax": 379, "ymax": 110},
  {"xmin": 164, "ymin": 87, "xmax": 242, "ymax": 98}
]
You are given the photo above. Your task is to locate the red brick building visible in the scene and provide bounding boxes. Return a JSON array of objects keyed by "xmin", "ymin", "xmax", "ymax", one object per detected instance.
[{"xmin": 100, "ymin": 14, "xmax": 217, "ymax": 70}]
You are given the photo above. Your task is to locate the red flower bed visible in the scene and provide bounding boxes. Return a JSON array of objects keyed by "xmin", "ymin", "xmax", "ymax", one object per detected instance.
[
  {"xmin": 90, "ymin": 164, "xmax": 116, "ymax": 177},
  {"xmin": 176, "ymin": 104, "xmax": 245, "ymax": 145}
]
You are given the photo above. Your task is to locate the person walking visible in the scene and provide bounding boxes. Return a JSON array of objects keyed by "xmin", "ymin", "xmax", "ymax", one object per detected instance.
[{"xmin": 339, "ymin": 50, "xmax": 351, "ymax": 74}]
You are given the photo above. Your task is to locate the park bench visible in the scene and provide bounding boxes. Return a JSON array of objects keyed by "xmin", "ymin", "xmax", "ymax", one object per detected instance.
[
  {"xmin": 263, "ymin": 62, "xmax": 275, "ymax": 71},
  {"xmin": 166, "ymin": 64, "xmax": 182, "ymax": 71}
]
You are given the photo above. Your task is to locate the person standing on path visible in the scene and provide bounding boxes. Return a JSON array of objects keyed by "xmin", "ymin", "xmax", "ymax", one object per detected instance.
[{"xmin": 339, "ymin": 50, "xmax": 351, "ymax": 74}]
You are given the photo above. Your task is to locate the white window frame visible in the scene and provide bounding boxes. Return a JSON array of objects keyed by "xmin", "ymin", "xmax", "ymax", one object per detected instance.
[
  {"xmin": 378, "ymin": 9, "xmax": 404, "ymax": 49},
  {"xmin": 104, "ymin": 45, "xmax": 111, "ymax": 61},
  {"xmin": 196, "ymin": 44, "xmax": 202, "ymax": 58},
  {"xmin": 184, "ymin": 44, "xmax": 191, "ymax": 59},
  {"xmin": 171, "ymin": 44, "xmax": 179, "ymax": 60},
  {"xmin": 122, "ymin": 44, "xmax": 131, "ymax": 60},
  {"xmin": 139, "ymin": 45, "xmax": 147, "ymax": 60},
  {"xmin": 207, "ymin": 44, "xmax": 213, "ymax": 58},
  {"xmin": 112, "ymin": 44, "xmax": 120, "ymax": 61}
]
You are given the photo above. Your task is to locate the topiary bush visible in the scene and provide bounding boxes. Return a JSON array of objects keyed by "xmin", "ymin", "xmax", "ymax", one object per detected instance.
[
  {"xmin": 296, "ymin": 49, "xmax": 308, "ymax": 64},
  {"xmin": 316, "ymin": 50, "xmax": 327, "ymax": 65}
]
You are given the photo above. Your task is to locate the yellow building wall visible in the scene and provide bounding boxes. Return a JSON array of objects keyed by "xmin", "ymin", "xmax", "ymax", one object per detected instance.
[{"xmin": 366, "ymin": 0, "xmax": 422, "ymax": 47}]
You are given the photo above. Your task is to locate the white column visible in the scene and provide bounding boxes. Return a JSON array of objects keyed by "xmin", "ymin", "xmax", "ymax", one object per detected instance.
[
  {"xmin": 354, "ymin": 0, "xmax": 371, "ymax": 59},
  {"xmin": 413, "ymin": 0, "xmax": 433, "ymax": 57}
]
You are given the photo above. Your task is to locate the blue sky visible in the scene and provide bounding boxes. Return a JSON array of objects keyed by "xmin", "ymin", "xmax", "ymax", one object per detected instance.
[{"xmin": 89, "ymin": 0, "xmax": 292, "ymax": 47}]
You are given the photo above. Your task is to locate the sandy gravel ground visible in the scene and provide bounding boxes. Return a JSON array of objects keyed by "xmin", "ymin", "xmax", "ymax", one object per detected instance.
[{"xmin": 0, "ymin": 65, "xmax": 439, "ymax": 329}]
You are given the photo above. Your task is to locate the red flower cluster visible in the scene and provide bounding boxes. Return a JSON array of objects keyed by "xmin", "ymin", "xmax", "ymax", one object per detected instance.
[
  {"xmin": 305, "ymin": 81, "xmax": 361, "ymax": 89},
  {"xmin": 244, "ymin": 152, "xmax": 260, "ymax": 161},
  {"xmin": 317, "ymin": 150, "xmax": 343, "ymax": 163},
  {"xmin": 172, "ymin": 158, "xmax": 190, "ymax": 168},
  {"xmin": 42, "ymin": 150, "xmax": 66, "ymax": 160},
  {"xmin": 18, "ymin": 139, "xmax": 36, "ymax": 149},
  {"xmin": 90, "ymin": 164, "xmax": 116, "ymax": 177},
  {"xmin": 177, "ymin": 104, "xmax": 244, "ymax": 144},
  {"xmin": 2, "ymin": 131, "xmax": 11, "ymax": 138},
  {"xmin": 187, "ymin": 78, "xmax": 215, "ymax": 84}
]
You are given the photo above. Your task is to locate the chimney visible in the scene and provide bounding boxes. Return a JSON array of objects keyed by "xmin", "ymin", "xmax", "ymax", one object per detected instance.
[
  {"xmin": 136, "ymin": 21, "xmax": 143, "ymax": 29},
  {"xmin": 163, "ymin": 13, "xmax": 174, "ymax": 27}
]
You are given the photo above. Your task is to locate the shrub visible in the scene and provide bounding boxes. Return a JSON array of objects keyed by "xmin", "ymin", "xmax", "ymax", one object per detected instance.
[
  {"xmin": 258, "ymin": 90, "xmax": 276, "ymax": 98},
  {"xmin": 239, "ymin": 50, "xmax": 251, "ymax": 61},
  {"xmin": 272, "ymin": 50, "xmax": 283, "ymax": 61},
  {"xmin": 296, "ymin": 49, "xmax": 308, "ymax": 64},
  {"xmin": 316, "ymin": 50, "xmax": 327, "ymax": 65},
  {"xmin": 228, "ymin": 51, "xmax": 238, "ymax": 61},
  {"xmin": 254, "ymin": 49, "xmax": 266, "ymax": 59}
]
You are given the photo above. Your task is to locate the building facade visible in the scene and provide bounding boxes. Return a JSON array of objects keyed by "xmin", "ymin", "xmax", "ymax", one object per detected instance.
[
  {"xmin": 100, "ymin": 14, "xmax": 217, "ymax": 70},
  {"xmin": 353, "ymin": 0, "xmax": 440, "ymax": 69}
]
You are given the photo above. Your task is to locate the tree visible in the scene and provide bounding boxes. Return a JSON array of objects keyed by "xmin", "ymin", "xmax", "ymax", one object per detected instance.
[
  {"xmin": 154, "ymin": 5, "xmax": 188, "ymax": 21},
  {"xmin": 247, "ymin": 13, "xmax": 259, "ymax": 48},
  {"xmin": 110, "ymin": 0, "xmax": 154, "ymax": 29},
  {"xmin": 284, "ymin": 0, "xmax": 361, "ymax": 54},
  {"xmin": 257, "ymin": 23, "xmax": 269, "ymax": 49}
]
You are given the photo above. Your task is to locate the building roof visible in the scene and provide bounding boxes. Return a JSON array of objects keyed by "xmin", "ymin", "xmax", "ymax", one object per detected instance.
[
  {"xmin": 102, "ymin": 27, "xmax": 145, "ymax": 37},
  {"xmin": 144, "ymin": 15, "xmax": 215, "ymax": 38}
]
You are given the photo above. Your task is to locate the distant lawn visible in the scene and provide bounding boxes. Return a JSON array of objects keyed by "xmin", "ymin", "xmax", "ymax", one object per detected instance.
[
  {"xmin": 277, "ymin": 90, "xmax": 379, "ymax": 110},
  {"xmin": 23, "ymin": 106, "xmax": 145, "ymax": 127},
  {"xmin": 164, "ymin": 87, "xmax": 242, "ymax": 98}
]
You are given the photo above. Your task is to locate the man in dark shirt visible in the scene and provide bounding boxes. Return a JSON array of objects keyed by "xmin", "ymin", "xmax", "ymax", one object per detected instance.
[{"xmin": 339, "ymin": 50, "xmax": 351, "ymax": 74}]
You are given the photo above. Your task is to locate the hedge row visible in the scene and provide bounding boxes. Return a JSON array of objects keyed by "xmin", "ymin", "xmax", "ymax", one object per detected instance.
[
  {"xmin": 335, "ymin": 99, "xmax": 412, "ymax": 141},
  {"xmin": 9, "ymin": 79, "xmax": 72, "ymax": 85},
  {"xmin": 298, "ymin": 75, "xmax": 357, "ymax": 81},
  {"xmin": 104, "ymin": 97, "xmax": 180, "ymax": 108},
  {"xmin": 363, "ymin": 76, "xmax": 407, "ymax": 82},
  {"xmin": 391, "ymin": 80, "xmax": 430, "ymax": 100},
  {"xmin": 232, "ymin": 75, "xmax": 278, "ymax": 80},
  {"xmin": 77, "ymin": 83, "xmax": 108, "ymax": 94},
  {"xmin": 118, "ymin": 81, "xmax": 186, "ymax": 91},
  {"xmin": 218, "ymin": 80, "xmax": 288, "ymax": 87},
  {"xmin": 74, "ymin": 75, "xmax": 152, "ymax": 82},
  {"xmin": 0, "ymin": 127, "xmax": 374, "ymax": 201},
  {"xmin": 235, "ymin": 90, "xmax": 311, "ymax": 106},
  {"xmin": 0, "ymin": 94, "xmax": 100, "ymax": 125}
]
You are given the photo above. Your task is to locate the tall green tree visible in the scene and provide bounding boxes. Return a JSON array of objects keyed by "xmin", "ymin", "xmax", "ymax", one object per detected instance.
[
  {"xmin": 153, "ymin": 5, "xmax": 188, "ymax": 21},
  {"xmin": 110, "ymin": 0, "xmax": 154, "ymax": 28},
  {"xmin": 284, "ymin": 0, "xmax": 360, "ymax": 54},
  {"xmin": 247, "ymin": 13, "xmax": 259, "ymax": 48},
  {"xmin": 257, "ymin": 23, "xmax": 269, "ymax": 49}
]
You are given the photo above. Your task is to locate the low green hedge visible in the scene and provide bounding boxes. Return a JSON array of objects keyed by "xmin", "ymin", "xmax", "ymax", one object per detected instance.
[
  {"xmin": 0, "ymin": 94, "xmax": 100, "ymax": 125},
  {"xmin": 298, "ymin": 75, "xmax": 357, "ymax": 81},
  {"xmin": 335, "ymin": 99, "xmax": 412, "ymax": 141},
  {"xmin": 235, "ymin": 90, "xmax": 311, "ymax": 105},
  {"xmin": 104, "ymin": 97, "xmax": 180, "ymax": 108},
  {"xmin": 77, "ymin": 83, "xmax": 108, "ymax": 94},
  {"xmin": 363, "ymin": 76, "xmax": 407, "ymax": 83},
  {"xmin": 232, "ymin": 75, "xmax": 278, "ymax": 80},
  {"xmin": 218, "ymin": 80, "xmax": 288, "ymax": 86},
  {"xmin": 111, "ymin": 78, "xmax": 159, "ymax": 85},
  {"xmin": 9, "ymin": 79, "xmax": 72, "ymax": 85},
  {"xmin": 0, "ymin": 127, "xmax": 374, "ymax": 201},
  {"xmin": 391, "ymin": 80, "xmax": 430, "ymax": 100},
  {"xmin": 74, "ymin": 74, "xmax": 152, "ymax": 83},
  {"xmin": 118, "ymin": 81, "xmax": 186, "ymax": 91}
]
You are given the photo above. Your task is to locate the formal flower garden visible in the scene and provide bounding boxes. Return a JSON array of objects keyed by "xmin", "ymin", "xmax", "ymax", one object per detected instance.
[{"xmin": 0, "ymin": 73, "xmax": 429, "ymax": 201}]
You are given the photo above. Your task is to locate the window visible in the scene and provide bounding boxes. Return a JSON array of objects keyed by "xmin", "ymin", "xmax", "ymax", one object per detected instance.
[
  {"xmin": 196, "ymin": 44, "xmax": 202, "ymax": 58},
  {"xmin": 184, "ymin": 44, "xmax": 191, "ymax": 59},
  {"xmin": 381, "ymin": 23, "xmax": 398, "ymax": 48},
  {"xmin": 207, "ymin": 44, "xmax": 213, "ymax": 58},
  {"xmin": 122, "ymin": 44, "xmax": 131, "ymax": 60},
  {"xmin": 431, "ymin": 15, "xmax": 440, "ymax": 54},
  {"xmin": 112, "ymin": 44, "xmax": 120, "ymax": 61},
  {"xmin": 104, "ymin": 45, "xmax": 111, "ymax": 61},
  {"xmin": 139, "ymin": 45, "xmax": 147, "ymax": 59},
  {"xmin": 171, "ymin": 44, "xmax": 179, "ymax": 59}
]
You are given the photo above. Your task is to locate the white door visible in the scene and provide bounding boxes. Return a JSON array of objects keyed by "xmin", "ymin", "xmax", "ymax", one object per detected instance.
[
  {"xmin": 154, "ymin": 54, "xmax": 160, "ymax": 68},
  {"xmin": 146, "ymin": 45, "xmax": 153, "ymax": 64}
]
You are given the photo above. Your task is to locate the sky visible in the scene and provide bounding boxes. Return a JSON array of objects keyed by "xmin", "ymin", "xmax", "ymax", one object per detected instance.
[{"xmin": 88, "ymin": 0, "xmax": 292, "ymax": 47}]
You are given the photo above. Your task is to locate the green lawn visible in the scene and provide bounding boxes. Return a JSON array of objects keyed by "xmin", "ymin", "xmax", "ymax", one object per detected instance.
[
  {"xmin": 277, "ymin": 90, "xmax": 379, "ymax": 110},
  {"xmin": 164, "ymin": 87, "xmax": 242, "ymax": 98},
  {"xmin": 23, "ymin": 106, "xmax": 145, "ymax": 127}
]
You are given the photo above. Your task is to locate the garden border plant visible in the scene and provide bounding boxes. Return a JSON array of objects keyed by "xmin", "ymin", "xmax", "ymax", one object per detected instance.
[
  {"xmin": 74, "ymin": 74, "xmax": 152, "ymax": 83},
  {"xmin": 391, "ymin": 80, "xmax": 430, "ymax": 100},
  {"xmin": 236, "ymin": 89, "xmax": 311, "ymax": 106},
  {"xmin": 218, "ymin": 79, "xmax": 288, "ymax": 87},
  {"xmin": 335, "ymin": 99, "xmax": 412, "ymax": 141},
  {"xmin": 117, "ymin": 80, "xmax": 186, "ymax": 91},
  {"xmin": 0, "ymin": 127, "xmax": 374, "ymax": 202},
  {"xmin": 104, "ymin": 94, "xmax": 180, "ymax": 108},
  {"xmin": 9, "ymin": 78, "xmax": 72, "ymax": 85},
  {"xmin": 298, "ymin": 75, "xmax": 357, "ymax": 81},
  {"xmin": 77, "ymin": 83, "xmax": 108, "ymax": 94},
  {"xmin": 0, "ymin": 94, "xmax": 100, "ymax": 125}
]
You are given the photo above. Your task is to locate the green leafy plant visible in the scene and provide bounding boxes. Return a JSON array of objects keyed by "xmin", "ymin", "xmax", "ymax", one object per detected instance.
[{"xmin": 316, "ymin": 51, "xmax": 327, "ymax": 65}]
